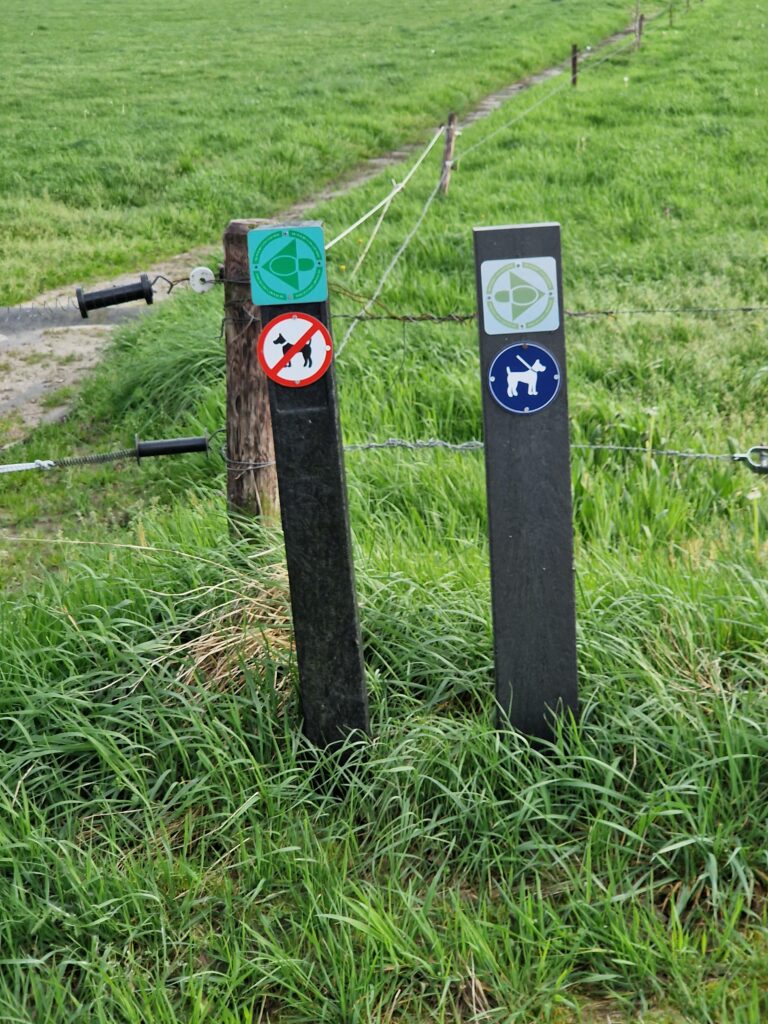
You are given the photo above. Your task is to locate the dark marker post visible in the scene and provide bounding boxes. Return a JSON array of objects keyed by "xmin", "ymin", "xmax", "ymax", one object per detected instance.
[
  {"xmin": 473, "ymin": 222, "xmax": 578, "ymax": 740},
  {"xmin": 249, "ymin": 222, "xmax": 369, "ymax": 750}
]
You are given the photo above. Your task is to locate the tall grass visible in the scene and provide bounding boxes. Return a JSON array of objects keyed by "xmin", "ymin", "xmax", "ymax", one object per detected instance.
[{"xmin": 1, "ymin": 0, "xmax": 767, "ymax": 1020}]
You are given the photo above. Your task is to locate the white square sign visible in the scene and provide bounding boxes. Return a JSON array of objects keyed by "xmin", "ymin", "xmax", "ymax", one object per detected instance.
[{"xmin": 480, "ymin": 255, "xmax": 560, "ymax": 335}]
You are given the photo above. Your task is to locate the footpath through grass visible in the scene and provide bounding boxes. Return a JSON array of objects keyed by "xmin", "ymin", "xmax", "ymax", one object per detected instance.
[
  {"xmin": 1, "ymin": 1, "xmax": 768, "ymax": 1021},
  {"xmin": 0, "ymin": 0, "xmax": 630, "ymax": 305}
]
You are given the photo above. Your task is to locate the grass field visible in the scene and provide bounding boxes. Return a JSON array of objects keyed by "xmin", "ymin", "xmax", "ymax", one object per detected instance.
[
  {"xmin": 1, "ymin": 0, "xmax": 768, "ymax": 1021},
  {"xmin": 0, "ymin": 0, "xmax": 631, "ymax": 305}
]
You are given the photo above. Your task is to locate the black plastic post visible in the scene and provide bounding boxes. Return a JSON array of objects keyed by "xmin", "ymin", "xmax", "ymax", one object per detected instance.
[
  {"xmin": 76, "ymin": 274, "xmax": 153, "ymax": 318},
  {"xmin": 473, "ymin": 222, "xmax": 578, "ymax": 740},
  {"xmin": 258, "ymin": 287, "xmax": 369, "ymax": 749}
]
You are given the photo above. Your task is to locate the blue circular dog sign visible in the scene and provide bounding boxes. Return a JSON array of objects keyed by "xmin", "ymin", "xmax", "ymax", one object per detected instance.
[{"xmin": 488, "ymin": 342, "xmax": 561, "ymax": 415}]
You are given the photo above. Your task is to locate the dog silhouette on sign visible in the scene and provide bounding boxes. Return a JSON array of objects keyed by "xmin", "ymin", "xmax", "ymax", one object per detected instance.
[
  {"xmin": 274, "ymin": 331, "xmax": 312, "ymax": 368},
  {"xmin": 506, "ymin": 353, "xmax": 545, "ymax": 397}
]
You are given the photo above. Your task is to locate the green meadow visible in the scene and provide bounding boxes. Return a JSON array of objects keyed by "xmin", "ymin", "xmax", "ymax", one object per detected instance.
[
  {"xmin": 2, "ymin": 0, "xmax": 768, "ymax": 1022},
  {"xmin": 0, "ymin": 0, "xmax": 630, "ymax": 304}
]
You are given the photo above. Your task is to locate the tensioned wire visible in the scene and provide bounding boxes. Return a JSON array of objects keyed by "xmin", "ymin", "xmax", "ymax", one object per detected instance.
[
  {"xmin": 3, "ymin": 436, "xmax": 765, "ymax": 475},
  {"xmin": 336, "ymin": 180, "xmax": 443, "ymax": 357},
  {"xmin": 327, "ymin": 304, "xmax": 768, "ymax": 324},
  {"xmin": 333, "ymin": 8, "xmax": 676, "ymax": 360},
  {"xmin": 325, "ymin": 8, "xmax": 657, "ymax": 267},
  {"xmin": 220, "ymin": 438, "xmax": 767, "ymax": 473},
  {"xmin": 0, "ymin": 5, "xmax": 701, "ymax": 332},
  {"xmin": 324, "ymin": 126, "xmax": 446, "ymax": 252},
  {"xmin": 455, "ymin": 24, "xmax": 654, "ymax": 165}
]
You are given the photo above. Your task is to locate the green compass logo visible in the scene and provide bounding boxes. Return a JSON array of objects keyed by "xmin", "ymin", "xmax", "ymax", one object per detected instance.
[
  {"xmin": 248, "ymin": 226, "xmax": 328, "ymax": 305},
  {"xmin": 481, "ymin": 257, "xmax": 559, "ymax": 335}
]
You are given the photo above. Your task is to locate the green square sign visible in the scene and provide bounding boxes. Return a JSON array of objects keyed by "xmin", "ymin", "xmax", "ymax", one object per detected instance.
[{"xmin": 248, "ymin": 225, "xmax": 328, "ymax": 305}]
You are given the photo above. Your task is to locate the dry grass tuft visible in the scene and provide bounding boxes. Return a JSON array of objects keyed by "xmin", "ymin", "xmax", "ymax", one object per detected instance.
[{"xmin": 175, "ymin": 565, "xmax": 293, "ymax": 696}]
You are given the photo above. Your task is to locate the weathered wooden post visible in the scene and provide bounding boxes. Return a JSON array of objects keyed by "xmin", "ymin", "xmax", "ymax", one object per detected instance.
[
  {"xmin": 248, "ymin": 222, "xmax": 369, "ymax": 749},
  {"xmin": 571, "ymin": 44, "xmax": 579, "ymax": 87},
  {"xmin": 439, "ymin": 112, "xmax": 458, "ymax": 195},
  {"xmin": 637, "ymin": 12, "xmax": 645, "ymax": 47},
  {"xmin": 473, "ymin": 222, "xmax": 578, "ymax": 740},
  {"xmin": 223, "ymin": 219, "xmax": 279, "ymax": 519}
]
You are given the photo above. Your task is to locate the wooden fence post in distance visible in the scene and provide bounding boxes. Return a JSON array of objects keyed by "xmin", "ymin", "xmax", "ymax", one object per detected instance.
[
  {"xmin": 439, "ymin": 112, "xmax": 458, "ymax": 195},
  {"xmin": 223, "ymin": 219, "xmax": 279, "ymax": 521},
  {"xmin": 571, "ymin": 44, "xmax": 578, "ymax": 86}
]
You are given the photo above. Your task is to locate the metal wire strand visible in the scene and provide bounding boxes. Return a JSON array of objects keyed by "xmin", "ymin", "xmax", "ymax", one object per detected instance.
[
  {"xmin": 328, "ymin": 304, "xmax": 768, "ymax": 325},
  {"xmin": 456, "ymin": 19, "xmax": 660, "ymax": 166},
  {"xmin": 336, "ymin": 180, "xmax": 443, "ymax": 358},
  {"xmin": 216, "ymin": 437, "xmax": 763, "ymax": 472},
  {"xmin": 325, "ymin": 125, "xmax": 445, "ymax": 252},
  {"xmin": 7, "ymin": 435, "xmax": 761, "ymax": 477}
]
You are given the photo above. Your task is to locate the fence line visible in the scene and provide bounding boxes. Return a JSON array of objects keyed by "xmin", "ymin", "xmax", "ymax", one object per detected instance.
[
  {"xmin": 218, "ymin": 438, "xmax": 768, "ymax": 476},
  {"xmin": 0, "ymin": 4, "xmax": 696, "ymax": 332},
  {"xmin": 4, "ymin": 433, "xmax": 766, "ymax": 478},
  {"xmin": 349, "ymin": 194, "xmax": 395, "ymax": 280},
  {"xmin": 325, "ymin": 126, "xmax": 446, "ymax": 252},
  {"xmin": 331, "ymin": 2, "xmax": 678, "ymax": 351},
  {"xmin": 455, "ymin": 30, "xmax": 641, "ymax": 166},
  {"xmin": 329, "ymin": 304, "xmax": 768, "ymax": 325},
  {"xmin": 4, "ymin": 299, "xmax": 766, "ymax": 330},
  {"xmin": 336, "ymin": 180, "xmax": 443, "ymax": 357}
]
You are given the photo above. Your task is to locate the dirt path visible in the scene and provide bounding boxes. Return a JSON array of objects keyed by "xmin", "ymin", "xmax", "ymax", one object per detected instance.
[{"xmin": 0, "ymin": 27, "xmax": 633, "ymax": 445}]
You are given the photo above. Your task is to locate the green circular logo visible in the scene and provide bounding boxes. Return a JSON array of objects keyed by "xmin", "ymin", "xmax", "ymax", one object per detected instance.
[
  {"xmin": 486, "ymin": 260, "xmax": 556, "ymax": 330},
  {"xmin": 251, "ymin": 229, "xmax": 325, "ymax": 301}
]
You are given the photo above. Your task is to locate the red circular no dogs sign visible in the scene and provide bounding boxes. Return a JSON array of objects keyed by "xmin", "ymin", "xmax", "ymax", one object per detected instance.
[{"xmin": 256, "ymin": 312, "xmax": 333, "ymax": 388}]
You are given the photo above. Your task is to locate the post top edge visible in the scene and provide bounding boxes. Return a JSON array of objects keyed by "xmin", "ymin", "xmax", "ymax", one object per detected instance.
[{"xmin": 473, "ymin": 222, "xmax": 561, "ymax": 233}]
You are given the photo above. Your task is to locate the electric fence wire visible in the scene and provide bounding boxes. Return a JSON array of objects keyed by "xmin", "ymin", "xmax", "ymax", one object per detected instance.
[
  {"xmin": 329, "ymin": 304, "xmax": 768, "ymax": 325},
  {"xmin": 331, "ymin": 4, "xmax": 686, "ymax": 356},
  {"xmin": 455, "ymin": 7, "xmax": 671, "ymax": 168},
  {"xmin": 0, "ymin": 3, "xmax": 678, "ymax": 331},
  {"xmin": 336, "ymin": 180, "xmax": 444, "ymax": 358},
  {"xmin": 0, "ymin": 448, "xmax": 136, "ymax": 475},
  {"xmin": 151, "ymin": 274, "xmax": 190, "ymax": 294},
  {"xmin": 324, "ymin": 125, "xmax": 446, "ymax": 252},
  {"xmin": 217, "ymin": 438, "xmax": 768, "ymax": 475},
  {"xmin": 349, "ymin": 193, "xmax": 395, "ymax": 280},
  {"xmin": 4, "ymin": 436, "xmax": 765, "ymax": 477},
  {"xmin": 0, "ymin": 128, "xmax": 445, "ymax": 325},
  {"xmin": 0, "ymin": 296, "xmax": 81, "ymax": 323}
]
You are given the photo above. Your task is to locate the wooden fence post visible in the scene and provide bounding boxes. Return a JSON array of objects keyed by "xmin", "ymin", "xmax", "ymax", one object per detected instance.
[
  {"xmin": 223, "ymin": 219, "xmax": 279, "ymax": 521},
  {"xmin": 439, "ymin": 112, "xmax": 458, "ymax": 195},
  {"xmin": 571, "ymin": 44, "xmax": 578, "ymax": 87},
  {"xmin": 637, "ymin": 12, "xmax": 645, "ymax": 47}
]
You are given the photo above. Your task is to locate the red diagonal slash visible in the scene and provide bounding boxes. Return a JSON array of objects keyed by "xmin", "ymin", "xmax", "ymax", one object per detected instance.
[{"xmin": 272, "ymin": 321, "xmax": 319, "ymax": 377}]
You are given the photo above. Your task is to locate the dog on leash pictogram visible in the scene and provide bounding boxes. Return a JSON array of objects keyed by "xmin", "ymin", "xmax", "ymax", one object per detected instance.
[
  {"xmin": 488, "ymin": 342, "xmax": 561, "ymax": 415},
  {"xmin": 506, "ymin": 353, "xmax": 546, "ymax": 397}
]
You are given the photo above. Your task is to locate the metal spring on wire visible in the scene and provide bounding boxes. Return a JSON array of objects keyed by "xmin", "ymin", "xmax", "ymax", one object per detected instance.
[{"xmin": 54, "ymin": 449, "xmax": 136, "ymax": 469}]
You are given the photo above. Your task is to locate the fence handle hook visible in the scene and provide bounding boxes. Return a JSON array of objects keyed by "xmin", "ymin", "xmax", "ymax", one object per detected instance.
[{"xmin": 733, "ymin": 446, "xmax": 768, "ymax": 474}]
